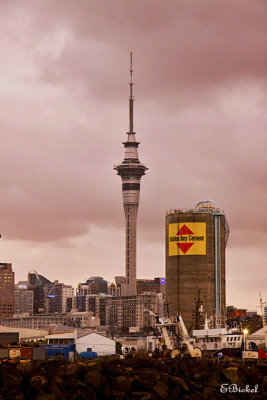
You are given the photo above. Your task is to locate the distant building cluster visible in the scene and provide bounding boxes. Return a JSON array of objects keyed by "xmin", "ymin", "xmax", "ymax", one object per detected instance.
[
  {"xmin": 0, "ymin": 263, "xmax": 261, "ymax": 336},
  {"xmin": 0, "ymin": 264, "xmax": 166, "ymax": 334},
  {"xmin": 226, "ymin": 306, "xmax": 259, "ymax": 322}
]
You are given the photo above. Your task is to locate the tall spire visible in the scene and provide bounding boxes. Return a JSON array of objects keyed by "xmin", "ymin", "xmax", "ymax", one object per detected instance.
[
  {"xmin": 114, "ymin": 54, "xmax": 148, "ymax": 296},
  {"xmin": 129, "ymin": 52, "xmax": 134, "ymax": 134}
]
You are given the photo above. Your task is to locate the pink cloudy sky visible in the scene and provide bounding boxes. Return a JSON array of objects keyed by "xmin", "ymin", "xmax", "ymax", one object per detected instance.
[{"xmin": 0, "ymin": 0, "xmax": 265, "ymax": 310}]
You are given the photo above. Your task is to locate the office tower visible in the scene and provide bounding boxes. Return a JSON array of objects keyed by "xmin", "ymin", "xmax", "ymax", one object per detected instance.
[
  {"xmin": 14, "ymin": 281, "xmax": 34, "ymax": 315},
  {"xmin": 0, "ymin": 263, "xmax": 15, "ymax": 319}
]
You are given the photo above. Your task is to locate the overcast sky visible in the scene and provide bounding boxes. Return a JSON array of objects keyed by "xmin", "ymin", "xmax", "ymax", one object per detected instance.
[{"xmin": 0, "ymin": 0, "xmax": 265, "ymax": 310}]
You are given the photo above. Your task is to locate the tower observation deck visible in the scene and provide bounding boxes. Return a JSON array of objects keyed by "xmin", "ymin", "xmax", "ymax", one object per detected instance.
[{"xmin": 114, "ymin": 53, "xmax": 148, "ymax": 296}]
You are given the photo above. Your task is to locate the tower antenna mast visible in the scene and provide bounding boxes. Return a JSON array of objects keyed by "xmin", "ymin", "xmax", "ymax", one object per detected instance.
[{"xmin": 129, "ymin": 52, "xmax": 134, "ymax": 133}]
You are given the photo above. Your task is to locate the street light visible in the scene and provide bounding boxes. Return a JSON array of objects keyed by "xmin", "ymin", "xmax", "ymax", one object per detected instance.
[{"xmin": 243, "ymin": 329, "xmax": 248, "ymax": 351}]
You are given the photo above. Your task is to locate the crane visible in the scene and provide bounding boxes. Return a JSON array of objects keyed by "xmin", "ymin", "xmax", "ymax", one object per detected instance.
[
  {"xmin": 145, "ymin": 309, "xmax": 201, "ymax": 358},
  {"xmin": 28, "ymin": 269, "xmax": 42, "ymax": 285},
  {"xmin": 177, "ymin": 314, "xmax": 201, "ymax": 358}
]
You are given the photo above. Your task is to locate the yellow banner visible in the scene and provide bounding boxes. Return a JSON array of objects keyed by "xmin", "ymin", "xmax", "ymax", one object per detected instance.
[{"xmin": 168, "ymin": 222, "xmax": 206, "ymax": 256}]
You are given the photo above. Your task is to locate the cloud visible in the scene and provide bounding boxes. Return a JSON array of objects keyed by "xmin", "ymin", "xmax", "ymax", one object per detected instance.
[{"xmin": 0, "ymin": 0, "xmax": 265, "ymax": 308}]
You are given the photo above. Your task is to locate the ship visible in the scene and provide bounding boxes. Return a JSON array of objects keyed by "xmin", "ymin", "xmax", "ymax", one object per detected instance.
[{"xmin": 192, "ymin": 315, "xmax": 243, "ymax": 357}]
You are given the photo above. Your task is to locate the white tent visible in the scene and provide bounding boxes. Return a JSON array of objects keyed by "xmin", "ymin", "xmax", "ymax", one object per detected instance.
[
  {"xmin": 77, "ymin": 332, "xmax": 115, "ymax": 355},
  {"xmin": 249, "ymin": 327, "xmax": 267, "ymax": 346}
]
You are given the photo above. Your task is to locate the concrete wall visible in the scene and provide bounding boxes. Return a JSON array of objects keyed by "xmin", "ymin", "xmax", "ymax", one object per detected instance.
[{"xmin": 0, "ymin": 325, "xmax": 49, "ymax": 340}]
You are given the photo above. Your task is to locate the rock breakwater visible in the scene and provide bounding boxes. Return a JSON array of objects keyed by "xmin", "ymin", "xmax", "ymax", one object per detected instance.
[{"xmin": 0, "ymin": 358, "xmax": 266, "ymax": 399}]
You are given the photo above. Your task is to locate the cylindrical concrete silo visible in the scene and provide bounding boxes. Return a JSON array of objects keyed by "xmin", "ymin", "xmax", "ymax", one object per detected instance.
[{"xmin": 165, "ymin": 201, "xmax": 229, "ymax": 330}]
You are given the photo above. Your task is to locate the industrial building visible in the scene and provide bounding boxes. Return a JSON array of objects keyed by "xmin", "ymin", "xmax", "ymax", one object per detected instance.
[{"xmin": 165, "ymin": 201, "xmax": 229, "ymax": 330}]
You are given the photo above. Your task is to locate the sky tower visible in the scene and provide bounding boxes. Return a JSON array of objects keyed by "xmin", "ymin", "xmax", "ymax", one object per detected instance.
[{"xmin": 114, "ymin": 53, "xmax": 148, "ymax": 296}]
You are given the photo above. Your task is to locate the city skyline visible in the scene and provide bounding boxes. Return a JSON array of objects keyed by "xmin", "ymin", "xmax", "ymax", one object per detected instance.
[{"xmin": 0, "ymin": 1, "xmax": 265, "ymax": 310}]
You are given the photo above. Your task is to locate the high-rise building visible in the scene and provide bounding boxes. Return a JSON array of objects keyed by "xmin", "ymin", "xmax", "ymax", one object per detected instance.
[
  {"xmin": 74, "ymin": 294, "xmax": 109, "ymax": 326},
  {"xmin": 28, "ymin": 271, "xmax": 51, "ymax": 287},
  {"xmin": 136, "ymin": 278, "xmax": 166, "ymax": 295},
  {"xmin": 14, "ymin": 281, "xmax": 34, "ymax": 316},
  {"xmin": 27, "ymin": 272, "xmax": 74, "ymax": 315},
  {"xmin": 114, "ymin": 54, "xmax": 148, "ymax": 295},
  {"xmin": 165, "ymin": 201, "xmax": 229, "ymax": 330},
  {"xmin": 77, "ymin": 277, "xmax": 108, "ymax": 296},
  {"xmin": 62, "ymin": 285, "xmax": 74, "ymax": 313},
  {"xmin": 28, "ymin": 271, "xmax": 51, "ymax": 314},
  {"xmin": 0, "ymin": 263, "xmax": 15, "ymax": 319},
  {"xmin": 45, "ymin": 281, "xmax": 74, "ymax": 314},
  {"xmin": 106, "ymin": 293, "xmax": 163, "ymax": 332},
  {"xmin": 108, "ymin": 283, "xmax": 121, "ymax": 297}
]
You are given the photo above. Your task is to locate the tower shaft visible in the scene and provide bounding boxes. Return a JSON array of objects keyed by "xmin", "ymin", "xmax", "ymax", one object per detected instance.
[{"xmin": 124, "ymin": 204, "xmax": 137, "ymax": 295}]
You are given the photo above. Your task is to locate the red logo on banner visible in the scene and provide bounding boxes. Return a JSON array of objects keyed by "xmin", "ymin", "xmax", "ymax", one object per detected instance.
[
  {"xmin": 177, "ymin": 242, "xmax": 194, "ymax": 254},
  {"xmin": 177, "ymin": 224, "xmax": 194, "ymax": 235},
  {"xmin": 176, "ymin": 224, "xmax": 194, "ymax": 254}
]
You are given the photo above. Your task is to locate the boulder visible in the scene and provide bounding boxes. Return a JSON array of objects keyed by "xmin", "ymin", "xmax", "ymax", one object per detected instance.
[
  {"xmin": 134, "ymin": 369, "xmax": 160, "ymax": 391},
  {"xmin": 30, "ymin": 375, "xmax": 47, "ymax": 386},
  {"xmin": 84, "ymin": 367, "xmax": 102, "ymax": 390},
  {"xmin": 1, "ymin": 373, "xmax": 23, "ymax": 388},
  {"xmin": 262, "ymin": 375, "xmax": 267, "ymax": 389},
  {"xmin": 207, "ymin": 371, "xmax": 221, "ymax": 388},
  {"xmin": 35, "ymin": 395, "xmax": 56, "ymax": 400},
  {"xmin": 131, "ymin": 392, "xmax": 151, "ymax": 398},
  {"xmin": 169, "ymin": 376, "xmax": 190, "ymax": 392},
  {"xmin": 100, "ymin": 383, "xmax": 111, "ymax": 399},
  {"xmin": 110, "ymin": 391, "xmax": 127, "ymax": 400},
  {"xmin": 153, "ymin": 379, "xmax": 169, "ymax": 399},
  {"xmin": 112, "ymin": 375, "xmax": 133, "ymax": 393},
  {"xmin": 201, "ymin": 386, "xmax": 216, "ymax": 400},
  {"xmin": 64, "ymin": 363, "xmax": 80, "ymax": 377},
  {"xmin": 223, "ymin": 366, "xmax": 242, "ymax": 385},
  {"xmin": 85, "ymin": 386, "xmax": 97, "ymax": 400},
  {"xmin": 140, "ymin": 394, "xmax": 152, "ymax": 400}
]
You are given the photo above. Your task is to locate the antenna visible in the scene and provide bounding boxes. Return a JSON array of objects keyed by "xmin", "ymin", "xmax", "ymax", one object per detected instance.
[
  {"xmin": 129, "ymin": 52, "xmax": 134, "ymax": 133},
  {"xmin": 130, "ymin": 52, "xmax": 133, "ymax": 87}
]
